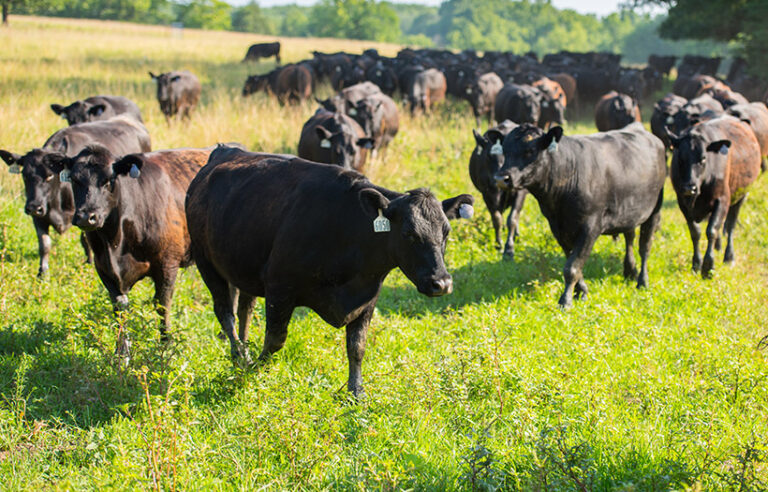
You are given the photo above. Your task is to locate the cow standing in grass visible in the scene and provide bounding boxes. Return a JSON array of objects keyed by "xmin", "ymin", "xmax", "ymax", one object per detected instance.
[{"xmin": 149, "ymin": 70, "xmax": 201, "ymax": 121}]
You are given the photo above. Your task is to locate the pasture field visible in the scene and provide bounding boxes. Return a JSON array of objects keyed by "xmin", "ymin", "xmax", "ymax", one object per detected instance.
[{"xmin": 1, "ymin": 16, "xmax": 767, "ymax": 491}]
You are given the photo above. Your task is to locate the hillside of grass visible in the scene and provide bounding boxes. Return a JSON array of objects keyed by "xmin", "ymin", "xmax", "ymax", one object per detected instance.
[{"xmin": 0, "ymin": 16, "xmax": 766, "ymax": 490}]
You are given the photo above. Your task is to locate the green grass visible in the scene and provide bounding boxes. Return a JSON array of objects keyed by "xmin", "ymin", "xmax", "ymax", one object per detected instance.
[{"xmin": 1, "ymin": 15, "xmax": 767, "ymax": 491}]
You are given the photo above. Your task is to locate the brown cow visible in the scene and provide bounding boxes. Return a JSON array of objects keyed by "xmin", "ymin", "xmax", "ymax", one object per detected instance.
[
  {"xmin": 56, "ymin": 145, "xmax": 218, "ymax": 357},
  {"xmin": 406, "ymin": 68, "xmax": 446, "ymax": 115},
  {"xmin": 669, "ymin": 115, "xmax": 761, "ymax": 278},
  {"xmin": 298, "ymin": 109, "xmax": 373, "ymax": 171},
  {"xmin": 533, "ymin": 76, "xmax": 567, "ymax": 128},
  {"xmin": 727, "ymin": 102, "xmax": 768, "ymax": 171},
  {"xmin": 243, "ymin": 64, "xmax": 312, "ymax": 105},
  {"xmin": 595, "ymin": 91, "xmax": 641, "ymax": 132},
  {"xmin": 149, "ymin": 70, "xmax": 201, "ymax": 121}
]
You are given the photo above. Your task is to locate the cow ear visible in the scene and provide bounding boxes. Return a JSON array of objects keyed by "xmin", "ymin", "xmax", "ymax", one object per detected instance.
[
  {"xmin": 88, "ymin": 104, "xmax": 106, "ymax": 117},
  {"xmin": 113, "ymin": 155, "xmax": 144, "ymax": 179},
  {"xmin": 50, "ymin": 104, "xmax": 65, "ymax": 116},
  {"xmin": 316, "ymin": 97, "xmax": 336, "ymax": 112},
  {"xmin": 706, "ymin": 140, "xmax": 731, "ymax": 154},
  {"xmin": 357, "ymin": 138, "xmax": 374, "ymax": 150},
  {"xmin": 359, "ymin": 188, "xmax": 390, "ymax": 219},
  {"xmin": 0, "ymin": 150, "xmax": 22, "ymax": 166},
  {"xmin": 472, "ymin": 129, "xmax": 487, "ymax": 147},
  {"xmin": 149, "ymin": 71, "xmax": 158, "ymax": 80},
  {"xmin": 539, "ymin": 126, "xmax": 563, "ymax": 150},
  {"xmin": 171, "ymin": 75, "xmax": 182, "ymax": 82},
  {"xmin": 46, "ymin": 154, "xmax": 69, "ymax": 174},
  {"xmin": 442, "ymin": 194, "xmax": 475, "ymax": 220}
]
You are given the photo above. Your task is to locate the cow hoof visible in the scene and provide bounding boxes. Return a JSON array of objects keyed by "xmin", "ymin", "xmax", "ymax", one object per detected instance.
[
  {"xmin": 216, "ymin": 330, "xmax": 226, "ymax": 340},
  {"xmin": 691, "ymin": 258, "xmax": 702, "ymax": 273},
  {"xmin": 636, "ymin": 277, "xmax": 648, "ymax": 289},
  {"xmin": 36, "ymin": 269, "xmax": 48, "ymax": 279},
  {"xmin": 724, "ymin": 251, "xmax": 735, "ymax": 263},
  {"xmin": 494, "ymin": 242, "xmax": 503, "ymax": 251},
  {"xmin": 702, "ymin": 257, "xmax": 714, "ymax": 279},
  {"xmin": 502, "ymin": 251, "xmax": 514, "ymax": 261},
  {"xmin": 624, "ymin": 267, "xmax": 638, "ymax": 281}
]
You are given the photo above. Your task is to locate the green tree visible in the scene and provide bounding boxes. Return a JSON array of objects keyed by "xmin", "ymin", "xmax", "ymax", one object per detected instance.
[
  {"xmin": 176, "ymin": 0, "xmax": 231, "ymax": 30},
  {"xmin": 231, "ymin": 1, "xmax": 274, "ymax": 34},
  {"xmin": 1, "ymin": 0, "xmax": 60, "ymax": 25},
  {"xmin": 308, "ymin": 0, "xmax": 400, "ymax": 43},
  {"xmin": 280, "ymin": 5, "xmax": 308, "ymax": 37}
]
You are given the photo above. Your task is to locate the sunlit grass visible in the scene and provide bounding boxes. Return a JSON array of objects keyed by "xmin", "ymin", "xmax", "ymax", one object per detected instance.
[{"xmin": 0, "ymin": 15, "xmax": 767, "ymax": 490}]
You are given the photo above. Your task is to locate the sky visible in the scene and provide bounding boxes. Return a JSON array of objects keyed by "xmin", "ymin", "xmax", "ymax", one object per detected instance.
[{"xmin": 229, "ymin": 0, "xmax": 632, "ymax": 17}]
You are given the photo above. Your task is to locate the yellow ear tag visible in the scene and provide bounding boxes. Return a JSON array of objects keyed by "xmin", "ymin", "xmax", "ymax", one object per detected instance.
[
  {"xmin": 373, "ymin": 209, "xmax": 390, "ymax": 233},
  {"xmin": 523, "ymin": 134, "xmax": 534, "ymax": 142}
]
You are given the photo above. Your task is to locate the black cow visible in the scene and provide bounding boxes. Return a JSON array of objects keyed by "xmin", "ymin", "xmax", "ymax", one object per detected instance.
[
  {"xmin": 298, "ymin": 109, "xmax": 373, "ymax": 171},
  {"xmin": 50, "ymin": 96, "xmax": 143, "ymax": 125},
  {"xmin": 365, "ymin": 62, "xmax": 398, "ymax": 96},
  {"xmin": 242, "ymin": 42, "xmax": 281, "ymax": 64},
  {"xmin": 405, "ymin": 68, "xmax": 446, "ymax": 115},
  {"xmin": 0, "ymin": 116, "xmax": 151, "ymax": 277},
  {"xmin": 651, "ymin": 93, "xmax": 687, "ymax": 148},
  {"xmin": 55, "ymin": 145, "xmax": 215, "ymax": 357},
  {"xmin": 594, "ymin": 91, "xmax": 641, "ymax": 132},
  {"xmin": 495, "ymin": 123, "xmax": 666, "ymax": 307},
  {"xmin": 185, "ymin": 146, "xmax": 474, "ymax": 396},
  {"xmin": 667, "ymin": 94, "xmax": 724, "ymax": 136},
  {"xmin": 463, "ymin": 72, "xmax": 504, "ymax": 127},
  {"xmin": 469, "ymin": 120, "xmax": 525, "ymax": 258},
  {"xmin": 494, "ymin": 84, "xmax": 542, "ymax": 126},
  {"xmin": 669, "ymin": 116, "xmax": 762, "ymax": 278},
  {"xmin": 149, "ymin": 70, "xmax": 201, "ymax": 121}
]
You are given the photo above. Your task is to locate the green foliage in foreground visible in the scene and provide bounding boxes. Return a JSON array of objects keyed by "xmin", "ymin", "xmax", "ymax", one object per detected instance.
[{"xmin": 0, "ymin": 17, "xmax": 767, "ymax": 490}]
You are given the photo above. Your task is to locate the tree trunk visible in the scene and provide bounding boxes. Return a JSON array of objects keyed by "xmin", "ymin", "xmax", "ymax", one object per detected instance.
[{"xmin": 2, "ymin": 3, "xmax": 9, "ymax": 26}]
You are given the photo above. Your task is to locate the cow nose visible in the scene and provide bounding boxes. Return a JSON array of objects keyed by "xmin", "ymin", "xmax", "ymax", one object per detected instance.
[
  {"xmin": 25, "ymin": 203, "xmax": 44, "ymax": 216},
  {"xmin": 431, "ymin": 275, "xmax": 453, "ymax": 296},
  {"xmin": 682, "ymin": 184, "xmax": 698, "ymax": 197},
  {"xmin": 88, "ymin": 214, "xmax": 98, "ymax": 225},
  {"xmin": 494, "ymin": 173, "xmax": 511, "ymax": 189}
]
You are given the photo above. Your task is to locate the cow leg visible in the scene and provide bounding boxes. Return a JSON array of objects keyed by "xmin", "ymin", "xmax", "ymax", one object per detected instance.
[
  {"xmin": 32, "ymin": 218, "xmax": 51, "ymax": 278},
  {"xmin": 490, "ymin": 209, "xmax": 503, "ymax": 251},
  {"xmin": 152, "ymin": 267, "xmax": 179, "ymax": 341},
  {"xmin": 94, "ymin": 267, "xmax": 131, "ymax": 361},
  {"xmin": 623, "ymin": 229, "xmax": 638, "ymax": 281},
  {"xmin": 558, "ymin": 228, "xmax": 598, "ymax": 308},
  {"xmin": 80, "ymin": 232, "xmax": 93, "ymax": 264},
  {"xmin": 686, "ymin": 219, "xmax": 702, "ymax": 273},
  {"xmin": 637, "ymin": 190, "xmax": 663, "ymax": 288},
  {"xmin": 346, "ymin": 303, "xmax": 375, "ymax": 398},
  {"xmin": 258, "ymin": 296, "xmax": 294, "ymax": 361},
  {"xmin": 196, "ymin": 256, "xmax": 250, "ymax": 364},
  {"xmin": 702, "ymin": 200, "xmax": 727, "ymax": 279},
  {"xmin": 504, "ymin": 192, "xmax": 526, "ymax": 259},
  {"xmin": 723, "ymin": 195, "xmax": 746, "ymax": 264},
  {"xmin": 236, "ymin": 292, "xmax": 256, "ymax": 345}
]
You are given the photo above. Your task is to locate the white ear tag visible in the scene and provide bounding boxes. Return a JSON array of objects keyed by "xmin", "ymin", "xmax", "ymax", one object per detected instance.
[
  {"xmin": 547, "ymin": 140, "xmax": 558, "ymax": 153},
  {"xmin": 376, "ymin": 70, "xmax": 382, "ymax": 76},
  {"xmin": 490, "ymin": 141, "xmax": 503, "ymax": 155},
  {"xmin": 459, "ymin": 203, "xmax": 474, "ymax": 219},
  {"xmin": 475, "ymin": 146, "xmax": 483, "ymax": 156},
  {"xmin": 719, "ymin": 145, "xmax": 729, "ymax": 155},
  {"xmin": 466, "ymin": 87, "xmax": 473, "ymax": 94},
  {"xmin": 59, "ymin": 169, "xmax": 71, "ymax": 182},
  {"xmin": 8, "ymin": 163, "xmax": 21, "ymax": 174},
  {"xmin": 373, "ymin": 209, "xmax": 390, "ymax": 233},
  {"xmin": 320, "ymin": 139, "xmax": 331, "ymax": 149},
  {"xmin": 129, "ymin": 164, "xmax": 141, "ymax": 179},
  {"xmin": 666, "ymin": 116, "xmax": 675, "ymax": 125},
  {"xmin": 542, "ymin": 101, "xmax": 549, "ymax": 108},
  {"xmin": 348, "ymin": 108, "xmax": 357, "ymax": 116}
]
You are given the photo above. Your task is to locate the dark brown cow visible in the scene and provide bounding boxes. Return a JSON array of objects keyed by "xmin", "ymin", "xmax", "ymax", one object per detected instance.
[
  {"xmin": 51, "ymin": 96, "xmax": 144, "ymax": 125},
  {"xmin": 674, "ymin": 74, "xmax": 718, "ymax": 100},
  {"xmin": 727, "ymin": 102, "xmax": 768, "ymax": 171},
  {"xmin": 463, "ymin": 72, "xmax": 504, "ymax": 126},
  {"xmin": 533, "ymin": 76, "xmax": 567, "ymax": 129},
  {"xmin": 149, "ymin": 70, "xmax": 201, "ymax": 121},
  {"xmin": 242, "ymin": 64, "xmax": 312, "ymax": 105},
  {"xmin": 651, "ymin": 93, "xmax": 687, "ymax": 149},
  {"xmin": 0, "ymin": 116, "xmax": 151, "ymax": 277},
  {"xmin": 347, "ymin": 92, "xmax": 399, "ymax": 157},
  {"xmin": 595, "ymin": 91, "xmax": 641, "ymax": 132},
  {"xmin": 406, "ymin": 68, "xmax": 447, "ymax": 115},
  {"xmin": 669, "ymin": 115, "xmax": 761, "ymax": 278},
  {"xmin": 57, "ymin": 145, "xmax": 216, "ymax": 357},
  {"xmin": 242, "ymin": 42, "xmax": 281, "ymax": 64},
  {"xmin": 298, "ymin": 109, "xmax": 373, "ymax": 171}
]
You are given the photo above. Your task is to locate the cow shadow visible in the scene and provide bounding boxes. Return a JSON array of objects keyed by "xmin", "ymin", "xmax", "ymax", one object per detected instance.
[{"xmin": 376, "ymin": 240, "xmax": 631, "ymax": 317}]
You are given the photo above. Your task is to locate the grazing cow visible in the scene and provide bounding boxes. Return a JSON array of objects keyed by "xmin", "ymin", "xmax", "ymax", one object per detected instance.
[
  {"xmin": 316, "ymin": 81, "xmax": 381, "ymax": 114},
  {"xmin": 463, "ymin": 72, "xmax": 504, "ymax": 126},
  {"xmin": 149, "ymin": 70, "xmax": 201, "ymax": 121},
  {"xmin": 651, "ymin": 93, "xmax": 687, "ymax": 148},
  {"xmin": 406, "ymin": 68, "xmax": 447, "ymax": 115},
  {"xmin": 669, "ymin": 116, "xmax": 761, "ymax": 278},
  {"xmin": 242, "ymin": 42, "xmax": 281, "ymax": 64},
  {"xmin": 50, "ymin": 96, "xmax": 143, "ymax": 125},
  {"xmin": 185, "ymin": 146, "xmax": 474, "ymax": 396},
  {"xmin": 494, "ymin": 123, "xmax": 666, "ymax": 307},
  {"xmin": 243, "ymin": 65, "xmax": 313, "ymax": 104},
  {"xmin": 469, "ymin": 120, "xmax": 525, "ymax": 258},
  {"xmin": 365, "ymin": 63, "xmax": 398, "ymax": 96},
  {"xmin": 532, "ymin": 77, "xmax": 567, "ymax": 129},
  {"xmin": 494, "ymin": 84, "xmax": 542, "ymax": 126},
  {"xmin": 727, "ymin": 102, "xmax": 768, "ymax": 170},
  {"xmin": 594, "ymin": 91, "xmax": 641, "ymax": 131},
  {"xmin": 56, "ymin": 145, "xmax": 214, "ymax": 356},
  {"xmin": 0, "ymin": 116, "xmax": 151, "ymax": 277},
  {"xmin": 667, "ymin": 94, "xmax": 724, "ymax": 136},
  {"xmin": 347, "ymin": 92, "xmax": 399, "ymax": 156},
  {"xmin": 298, "ymin": 109, "xmax": 373, "ymax": 171}
]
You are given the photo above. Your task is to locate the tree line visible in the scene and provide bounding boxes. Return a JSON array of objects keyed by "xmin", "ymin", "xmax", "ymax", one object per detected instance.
[{"xmin": 3, "ymin": 0, "xmax": 738, "ymax": 65}]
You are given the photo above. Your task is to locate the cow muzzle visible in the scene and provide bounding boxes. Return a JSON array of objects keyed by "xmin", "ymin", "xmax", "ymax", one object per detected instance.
[
  {"xmin": 25, "ymin": 202, "xmax": 46, "ymax": 217},
  {"xmin": 494, "ymin": 172, "xmax": 513, "ymax": 190},
  {"xmin": 74, "ymin": 211, "xmax": 101, "ymax": 230},
  {"xmin": 681, "ymin": 183, "xmax": 699, "ymax": 197},
  {"xmin": 421, "ymin": 274, "xmax": 453, "ymax": 297}
]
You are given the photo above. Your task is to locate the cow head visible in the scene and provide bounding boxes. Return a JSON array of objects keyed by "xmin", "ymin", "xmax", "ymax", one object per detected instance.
[
  {"xmin": 1, "ymin": 148, "xmax": 68, "ymax": 218},
  {"xmin": 495, "ymin": 124, "xmax": 563, "ymax": 190},
  {"xmin": 358, "ymin": 187, "xmax": 474, "ymax": 296},
  {"xmin": 59, "ymin": 145, "xmax": 142, "ymax": 230},
  {"xmin": 669, "ymin": 132, "xmax": 731, "ymax": 207},
  {"xmin": 50, "ymin": 100, "xmax": 108, "ymax": 126},
  {"xmin": 242, "ymin": 74, "xmax": 268, "ymax": 97},
  {"xmin": 472, "ymin": 127, "xmax": 507, "ymax": 180},
  {"xmin": 350, "ymin": 98, "xmax": 383, "ymax": 139},
  {"xmin": 315, "ymin": 116, "xmax": 373, "ymax": 170}
]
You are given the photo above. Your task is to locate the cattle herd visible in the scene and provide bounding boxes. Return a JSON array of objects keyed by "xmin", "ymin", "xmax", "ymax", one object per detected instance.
[{"xmin": 2, "ymin": 42, "xmax": 768, "ymax": 396}]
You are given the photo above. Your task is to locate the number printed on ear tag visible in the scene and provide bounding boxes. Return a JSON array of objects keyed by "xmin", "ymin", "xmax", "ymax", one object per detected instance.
[
  {"xmin": 320, "ymin": 139, "xmax": 331, "ymax": 149},
  {"xmin": 129, "ymin": 164, "xmax": 141, "ymax": 179},
  {"xmin": 490, "ymin": 141, "xmax": 503, "ymax": 155},
  {"xmin": 8, "ymin": 163, "xmax": 21, "ymax": 174},
  {"xmin": 59, "ymin": 169, "xmax": 71, "ymax": 182},
  {"xmin": 373, "ymin": 209, "xmax": 390, "ymax": 233},
  {"xmin": 547, "ymin": 140, "xmax": 558, "ymax": 153}
]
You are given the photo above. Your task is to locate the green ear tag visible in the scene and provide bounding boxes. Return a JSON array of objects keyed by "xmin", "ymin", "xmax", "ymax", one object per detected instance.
[
  {"xmin": 8, "ymin": 163, "xmax": 21, "ymax": 174},
  {"xmin": 373, "ymin": 209, "xmax": 390, "ymax": 233}
]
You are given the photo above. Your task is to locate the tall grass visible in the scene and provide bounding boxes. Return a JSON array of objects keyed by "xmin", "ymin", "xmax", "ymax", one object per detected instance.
[{"xmin": 1, "ymin": 16, "xmax": 767, "ymax": 490}]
